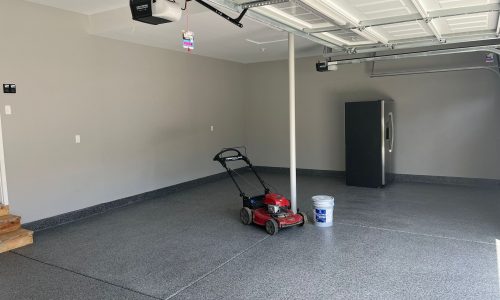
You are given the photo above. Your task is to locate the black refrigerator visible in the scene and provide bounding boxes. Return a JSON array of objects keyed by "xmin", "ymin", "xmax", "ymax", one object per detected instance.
[{"xmin": 345, "ymin": 100, "xmax": 394, "ymax": 188}]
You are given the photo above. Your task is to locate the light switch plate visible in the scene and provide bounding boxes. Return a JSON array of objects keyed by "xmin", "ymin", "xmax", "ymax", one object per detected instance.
[
  {"xmin": 3, "ymin": 84, "xmax": 16, "ymax": 94},
  {"xmin": 4, "ymin": 105, "xmax": 12, "ymax": 115}
]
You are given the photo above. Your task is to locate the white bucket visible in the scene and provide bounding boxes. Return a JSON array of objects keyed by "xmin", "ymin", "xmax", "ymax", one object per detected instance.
[{"xmin": 312, "ymin": 195, "xmax": 334, "ymax": 227}]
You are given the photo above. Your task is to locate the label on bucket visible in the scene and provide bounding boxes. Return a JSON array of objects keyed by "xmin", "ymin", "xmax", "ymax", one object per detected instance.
[
  {"xmin": 315, "ymin": 208, "xmax": 333, "ymax": 223},
  {"xmin": 315, "ymin": 209, "xmax": 326, "ymax": 222}
]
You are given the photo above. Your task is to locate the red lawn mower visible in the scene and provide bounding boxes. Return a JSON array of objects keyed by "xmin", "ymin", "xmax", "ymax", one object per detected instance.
[{"xmin": 214, "ymin": 148, "xmax": 307, "ymax": 235}]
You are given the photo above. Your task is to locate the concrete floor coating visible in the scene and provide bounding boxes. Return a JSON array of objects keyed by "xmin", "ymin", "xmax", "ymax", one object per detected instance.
[{"xmin": 1, "ymin": 172, "xmax": 499, "ymax": 299}]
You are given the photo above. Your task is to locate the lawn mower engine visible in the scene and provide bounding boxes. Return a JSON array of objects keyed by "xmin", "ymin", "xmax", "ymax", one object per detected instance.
[{"xmin": 264, "ymin": 193, "xmax": 290, "ymax": 217}]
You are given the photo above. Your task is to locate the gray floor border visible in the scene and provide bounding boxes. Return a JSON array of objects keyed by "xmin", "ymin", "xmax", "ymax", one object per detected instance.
[
  {"xmin": 253, "ymin": 166, "xmax": 500, "ymax": 188},
  {"xmin": 23, "ymin": 169, "xmax": 246, "ymax": 232},
  {"xmin": 393, "ymin": 173, "xmax": 500, "ymax": 187},
  {"xmin": 24, "ymin": 166, "xmax": 499, "ymax": 232},
  {"xmin": 254, "ymin": 166, "xmax": 345, "ymax": 178}
]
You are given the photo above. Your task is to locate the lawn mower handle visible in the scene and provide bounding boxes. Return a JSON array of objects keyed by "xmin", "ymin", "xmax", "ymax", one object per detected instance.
[
  {"xmin": 213, "ymin": 148, "xmax": 246, "ymax": 163},
  {"xmin": 213, "ymin": 147, "xmax": 270, "ymax": 200}
]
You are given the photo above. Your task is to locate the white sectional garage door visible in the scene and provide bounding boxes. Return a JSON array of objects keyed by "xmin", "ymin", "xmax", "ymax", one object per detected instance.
[{"xmin": 216, "ymin": 0, "xmax": 500, "ymax": 54}]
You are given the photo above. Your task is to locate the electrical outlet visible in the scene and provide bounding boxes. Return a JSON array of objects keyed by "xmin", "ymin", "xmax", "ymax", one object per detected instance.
[
  {"xmin": 75, "ymin": 135, "xmax": 81, "ymax": 144},
  {"xmin": 4, "ymin": 105, "xmax": 12, "ymax": 115},
  {"xmin": 210, "ymin": 125, "xmax": 214, "ymax": 132}
]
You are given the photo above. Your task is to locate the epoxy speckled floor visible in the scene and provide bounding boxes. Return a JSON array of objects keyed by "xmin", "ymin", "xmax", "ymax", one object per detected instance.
[{"xmin": 1, "ymin": 172, "xmax": 500, "ymax": 299}]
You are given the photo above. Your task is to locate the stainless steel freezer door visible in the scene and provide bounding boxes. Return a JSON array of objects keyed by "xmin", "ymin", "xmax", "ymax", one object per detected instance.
[{"xmin": 382, "ymin": 100, "xmax": 395, "ymax": 185}]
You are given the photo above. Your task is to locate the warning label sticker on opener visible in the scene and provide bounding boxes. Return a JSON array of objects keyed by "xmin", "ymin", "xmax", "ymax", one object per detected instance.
[{"xmin": 182, "ymin": 31, "xmax": 194, "ymax": 50}]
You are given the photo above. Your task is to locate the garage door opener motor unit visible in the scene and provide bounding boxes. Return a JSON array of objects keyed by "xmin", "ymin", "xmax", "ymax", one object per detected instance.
[
  {"xmin": 130, "ymin": 0, "xmax": 182, "ymax": 25},
  {"xmin": 214, "ymin": 148, "xmax": 307, "ymax": 235},
  {"xmin": 130, "ymin": 0, "xmax": 248, "ymax": 27}
]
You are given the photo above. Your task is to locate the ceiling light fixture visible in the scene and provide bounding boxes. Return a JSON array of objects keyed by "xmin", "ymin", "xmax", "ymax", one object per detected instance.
[{"xmin": 246, "ymin": 38, "xmax": 289, "ymax": 44}]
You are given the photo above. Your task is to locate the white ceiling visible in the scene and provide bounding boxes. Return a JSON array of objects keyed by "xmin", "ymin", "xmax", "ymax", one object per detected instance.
[
  {"xmin": 25, "ymin": 0, "xmax": 323, "ymax": 63},
  {"xmin": 27, "ymin": 0, "xmax": 129, "ymax": 15}
]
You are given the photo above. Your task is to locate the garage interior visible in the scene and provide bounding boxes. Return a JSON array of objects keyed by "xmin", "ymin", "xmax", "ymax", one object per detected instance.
[{"xmin": 0, "ymin": 0, "xmax": 500, "ymax": 299}]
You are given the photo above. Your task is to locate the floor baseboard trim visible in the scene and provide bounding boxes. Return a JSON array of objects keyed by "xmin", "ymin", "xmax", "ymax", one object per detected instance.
[
  {"xmin": 394, "ymin": 173, "xmax": 500, "ymax": 187},
  {"xmin": 254, "ymin": 166, "xmax": 500, "ymax": 187},
  {"xmin": 23, "ymin": 170, "xmax": 238, "ymax": 232},
  {"xmin": 253, "ymin": 166, "xmax": 345, "ymax": 178}
]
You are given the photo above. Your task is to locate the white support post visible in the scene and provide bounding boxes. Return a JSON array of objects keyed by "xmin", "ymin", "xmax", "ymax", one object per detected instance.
[
  {"xmin": 0, "ymin": 115, "xmax": 8, "ymax": 206},
  {"xmin": 289, "ymin": 32, "xmax": 297, "ymax": 213},
  {"xmin": 496, "ymin": 15, "xmax": 500, "ymax": 36}
]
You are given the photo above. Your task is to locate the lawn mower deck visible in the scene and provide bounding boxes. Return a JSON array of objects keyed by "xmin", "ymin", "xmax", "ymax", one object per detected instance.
[{"xmin": 214, "ymin": 148, "xmax": 307, "ymax": 235}]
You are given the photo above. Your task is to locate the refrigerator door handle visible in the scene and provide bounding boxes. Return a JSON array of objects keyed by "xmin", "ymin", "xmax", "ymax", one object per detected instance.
[{"xmin": 388, "ymin": 112, "xmax": 394, "ymax": 153}]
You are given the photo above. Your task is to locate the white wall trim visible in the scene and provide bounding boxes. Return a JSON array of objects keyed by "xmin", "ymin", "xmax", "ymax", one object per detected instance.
[{"xmin": 0, "ymin": 114, "xmax": 9, "ymax": 205}]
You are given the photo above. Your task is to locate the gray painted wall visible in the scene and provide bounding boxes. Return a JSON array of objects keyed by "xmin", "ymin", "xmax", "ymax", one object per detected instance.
[
  {"xmin": 244, "ymin": 56, "xmax": 500, "ymax": 180},
  {"xmin": 2, "ymin": 0, "xmax": 499, "ymax": 223},
  {"xmin": 0, "ymin": 0, "xmax": 246, "ymax": 222}
]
